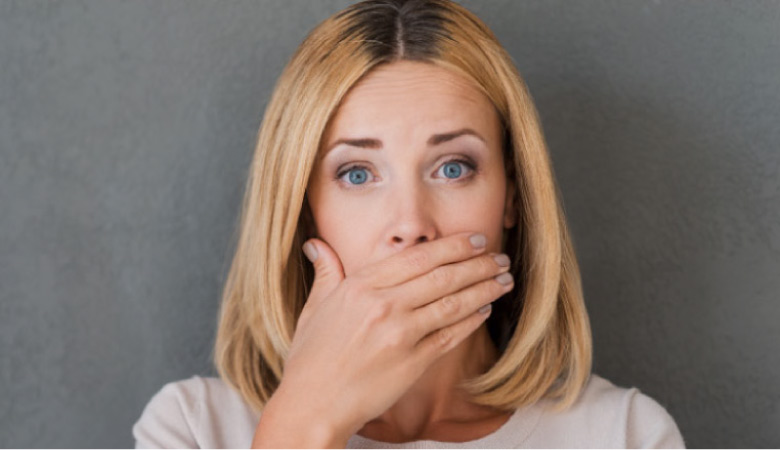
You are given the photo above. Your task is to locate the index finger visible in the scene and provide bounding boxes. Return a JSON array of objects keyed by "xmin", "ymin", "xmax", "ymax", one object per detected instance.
[{"xmin": 355, "ymin": 231, "xmax": 488, "ymax": 289}]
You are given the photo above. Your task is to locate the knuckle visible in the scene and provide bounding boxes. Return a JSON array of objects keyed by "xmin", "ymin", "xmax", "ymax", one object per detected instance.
[
  {"xmin": 365, "ymin": 299, "xmax": 393, "ymax": 325},
  {"xmin": 481, "ymin": 254, "xmax": 500, "ymax": 273},
  {"xmin": 384, "ymin": 327, "xmax": 408, "ymax": 349},
  {"xmin": 428, "ymin": 266, "xmax": 453, "ymax": 286},
  {"xmin": 405, "ymin": 249, "xmax": 430, "ymax": 272},
  {"xmin": 436, "ymin": 327, "xmax": 453, "ymax": 348},
  {"xmin": 438, "ymin": 294, "xmax": 461, "ymax": 316}
]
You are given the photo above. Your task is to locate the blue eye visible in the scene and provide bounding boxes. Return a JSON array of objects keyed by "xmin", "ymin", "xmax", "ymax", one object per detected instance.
[
  {"xmin": 441, "ymin": 162, "xmax": 463, "ymax": 179},
  {"xmin": 347, "ymin": 168, "xmax": 369, "ymax": 184},
  {"xmin": 337, "ymin": 165, "xmax": 373, "ymax": 186},
  {"xmin": 436, "ymin": 159, "xmax": 474, "ymax": 180}
]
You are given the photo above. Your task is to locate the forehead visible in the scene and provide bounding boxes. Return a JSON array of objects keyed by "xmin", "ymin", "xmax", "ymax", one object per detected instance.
[{"xmin": 323, "ymin": 61, "xmax": 498, "ymax": 141}]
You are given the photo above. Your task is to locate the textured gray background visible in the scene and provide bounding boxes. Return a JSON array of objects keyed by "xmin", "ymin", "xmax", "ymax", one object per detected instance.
[{"xmin": 1, "ymin": 0, "xmax": 778, "ymax": 447}]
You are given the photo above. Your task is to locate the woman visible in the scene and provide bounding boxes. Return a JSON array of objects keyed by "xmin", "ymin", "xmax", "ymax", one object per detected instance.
[{"xmin": 133, "ymin": 0, "xmax": 685, "ymax": 448}]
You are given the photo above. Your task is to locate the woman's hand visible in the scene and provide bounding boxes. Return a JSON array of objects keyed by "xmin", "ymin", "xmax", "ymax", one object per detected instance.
[{"xmin": 253, "ymin": 231, "xmax": 513, "ymax": 448}]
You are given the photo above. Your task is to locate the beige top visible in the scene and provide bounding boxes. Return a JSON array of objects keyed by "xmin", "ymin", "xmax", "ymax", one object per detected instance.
[{"xmin": 133, "ymin": 373, "xmax": 685, "ymax": 448}]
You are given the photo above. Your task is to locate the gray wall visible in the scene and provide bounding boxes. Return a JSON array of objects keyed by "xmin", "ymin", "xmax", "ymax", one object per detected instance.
[{"xmin": 1, "ymin": 0, "xmax": 778, "ymax": 447}]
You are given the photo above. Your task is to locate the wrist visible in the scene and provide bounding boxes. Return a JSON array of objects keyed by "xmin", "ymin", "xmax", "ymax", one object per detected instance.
[{"xmin": 253, "ymin": 386, "xmax": 351, "ymax": 448}]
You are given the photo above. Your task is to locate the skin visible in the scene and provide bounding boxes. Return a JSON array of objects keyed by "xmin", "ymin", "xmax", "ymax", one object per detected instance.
[{"xmin": 305, "ymin": 59, "xmax": 518, "ymax": 442}]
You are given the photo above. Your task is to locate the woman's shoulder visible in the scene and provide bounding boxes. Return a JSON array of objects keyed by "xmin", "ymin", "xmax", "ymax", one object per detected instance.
[
  {"xmin": 132, "ymin": 375, "xmax": 259, "ymax": 449},
  {"xmin": 530, "ymin": 373, "xmax": 685, "ymax": 448},
  {"xmin": 143, "ymin": 375, "xmax": 248, "ymax": 407}
]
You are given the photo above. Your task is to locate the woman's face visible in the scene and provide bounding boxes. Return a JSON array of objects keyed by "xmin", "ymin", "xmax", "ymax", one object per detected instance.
[{"xmin": 306, "ymin": 60, "xmax": 517, "ymax": 276}]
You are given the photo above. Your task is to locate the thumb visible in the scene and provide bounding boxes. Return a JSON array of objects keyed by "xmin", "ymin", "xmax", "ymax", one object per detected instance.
[{"xmin": 302, "ymin": 238, "xmax": 345, "ymax": 304}]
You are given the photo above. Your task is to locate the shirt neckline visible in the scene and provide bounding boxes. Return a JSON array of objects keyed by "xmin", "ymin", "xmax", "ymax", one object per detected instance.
[{"xmin": 346, "ymin": 403, "xmax": 543, "ymax": 449}]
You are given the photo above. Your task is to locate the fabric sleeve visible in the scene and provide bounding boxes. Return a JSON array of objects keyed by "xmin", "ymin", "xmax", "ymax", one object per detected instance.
[
  {"xmin": 625, "ymin": 389, "xmax": 686, "ymax": 449},
  {"xmin": 133, "ymin": 381, "xmax": 200, "ymax": 449}
]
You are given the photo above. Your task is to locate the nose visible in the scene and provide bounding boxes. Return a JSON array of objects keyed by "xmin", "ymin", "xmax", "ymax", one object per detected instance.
[{"xmin": 385, "ymin": 181, "xmax": 438, "ymax": 250}]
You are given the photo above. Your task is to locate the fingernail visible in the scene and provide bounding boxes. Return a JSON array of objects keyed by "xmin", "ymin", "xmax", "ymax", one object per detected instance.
[
  {"xmin": 493, "ymin": 253, "xmax": 510, "ymax": 267},
  {"xmin": 303, "ymin": 241, "xmax": 318, "ymax": 262},
  {"xmin": 495, "ymin": 272, "xmax": 513, "ymax": 285},
  {"xmin": 470, "ymin": 233, "xmax": 486, "ymax": 248},
  {"xmin": 479, "ymin": 303, "xmax": 492, "ymax": 315}
]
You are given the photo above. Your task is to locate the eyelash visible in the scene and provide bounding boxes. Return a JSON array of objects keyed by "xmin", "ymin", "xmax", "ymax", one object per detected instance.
[{"xmin": 334, "ymin": 157, "xmax": 478, "ymax": 189}]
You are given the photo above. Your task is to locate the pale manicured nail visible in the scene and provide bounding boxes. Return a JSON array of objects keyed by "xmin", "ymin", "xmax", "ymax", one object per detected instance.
[
  {"xmin": 303, "ymin": 241, "xmax": 318, "ymax": 262},
  {"xmin": 493, "ymin": 253, "xmax": 510, "ymax": 267},
  {"xmin": 479, "ymin": 303, "xmax": 492, "ymax": 315},
  {"xmin": 495, "ymin": 272, "xmax": 513, "ymax": 285},
  {"xmin": 470, "ymin": 233, "xmax": 487, "ymax": 248}
]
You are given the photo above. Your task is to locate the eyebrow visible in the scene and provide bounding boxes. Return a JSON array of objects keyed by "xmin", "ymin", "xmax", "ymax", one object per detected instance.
[{"xmin": 324, "ymin": 127, "xmax": 486, "ymax": 155}]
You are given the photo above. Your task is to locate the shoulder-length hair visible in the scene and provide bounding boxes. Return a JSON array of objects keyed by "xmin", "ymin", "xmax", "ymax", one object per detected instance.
[{"xmin": 213, "ymin": 0, "xmax": 592, "ymax": 415}]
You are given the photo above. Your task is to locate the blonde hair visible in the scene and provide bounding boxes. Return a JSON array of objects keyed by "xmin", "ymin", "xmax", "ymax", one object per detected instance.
[{"xmin": 213, "ymin": 0, "xmax": 592, "ymax": 415}]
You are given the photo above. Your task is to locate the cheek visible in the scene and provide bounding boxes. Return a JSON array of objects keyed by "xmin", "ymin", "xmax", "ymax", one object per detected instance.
[
  {"xmin": 309, "ymin": 191, "xmax": 382, "ymax": 276},
  {"xmin": 439, "ymin": 187, "xmax": 507, "ymax": 253}
]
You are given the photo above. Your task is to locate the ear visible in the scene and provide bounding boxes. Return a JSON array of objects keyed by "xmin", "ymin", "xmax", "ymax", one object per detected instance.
[{"xmin": 503, "ymin": 176, "xmax": 518, "ymax": 229}]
